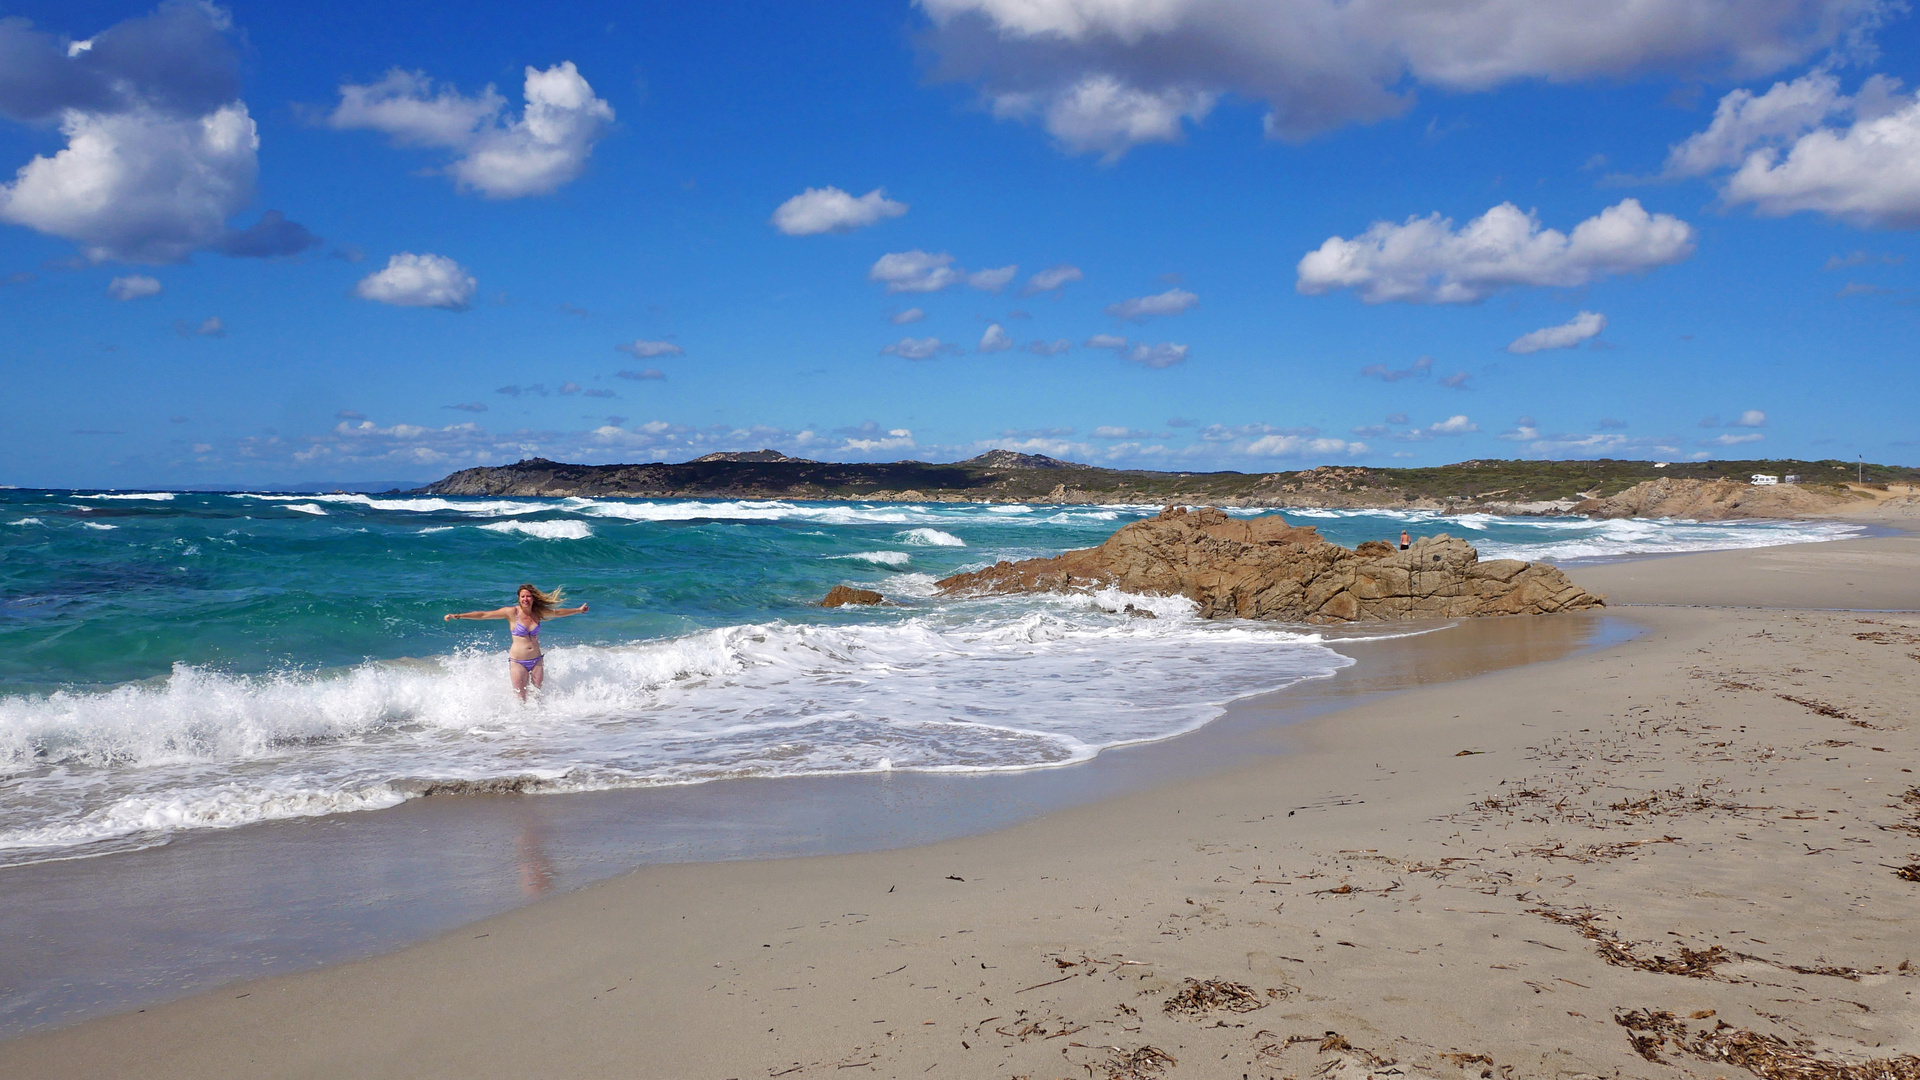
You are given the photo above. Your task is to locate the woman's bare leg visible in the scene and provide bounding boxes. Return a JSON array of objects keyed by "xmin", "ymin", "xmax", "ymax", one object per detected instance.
[
  {"xmin": 510, "ymin": 660, "xmax": 529, "ymax": 700},
  {"xmin": 529, "ymin": 657, "xmax": 545, "ymax": 693}
]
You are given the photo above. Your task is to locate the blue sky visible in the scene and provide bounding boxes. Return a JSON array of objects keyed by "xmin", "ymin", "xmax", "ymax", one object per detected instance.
[{"xmin": 1, "ymin": 0, "xmax": 1916, "ymax": 487}]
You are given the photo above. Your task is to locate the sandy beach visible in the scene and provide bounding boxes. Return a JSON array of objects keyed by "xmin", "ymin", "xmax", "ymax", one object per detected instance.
[{"xmin": 8, "ymin": 533, "xmax": 1920, "ymax": 1079}]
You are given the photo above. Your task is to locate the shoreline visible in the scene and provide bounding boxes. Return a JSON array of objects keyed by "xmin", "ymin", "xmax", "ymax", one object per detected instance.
[
  {"xmin": 0, "ymin": 613, "xmax": 1623, "ymax": 1039},
  {"xmin": 7, "ymin": 534, "xmax": 1919, "ymax": 1078}
]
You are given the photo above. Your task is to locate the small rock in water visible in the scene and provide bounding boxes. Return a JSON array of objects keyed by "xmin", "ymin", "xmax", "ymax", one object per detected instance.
[
  {"xmin": 1122, "ymin": 604, "xmax": 1157, "ymax": 619},
  {"xmin": 820, "ymin": 584, "xmax": 886, "ymax": 607}
]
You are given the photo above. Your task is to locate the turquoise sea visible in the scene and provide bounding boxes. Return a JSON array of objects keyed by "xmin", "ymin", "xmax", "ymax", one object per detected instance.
[{"xmin": 0, "ymin": 489, "xmax": 1863, "ymax": 867}]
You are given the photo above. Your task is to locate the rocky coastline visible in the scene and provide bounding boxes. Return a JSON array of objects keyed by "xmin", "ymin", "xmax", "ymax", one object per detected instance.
[
  {"xmin": 928, "ymin": 506, "xmax": 1603, "ymax": 624},
  {"xmin": 415, "ymin": 451, "xmax": 1906, "ymax": 520}
]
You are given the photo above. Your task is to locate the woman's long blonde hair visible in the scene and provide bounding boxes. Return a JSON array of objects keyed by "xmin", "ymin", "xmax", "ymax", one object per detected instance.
[{"xmin": 516, "ymin": 583, "xmax": 565, "ymax": 622}]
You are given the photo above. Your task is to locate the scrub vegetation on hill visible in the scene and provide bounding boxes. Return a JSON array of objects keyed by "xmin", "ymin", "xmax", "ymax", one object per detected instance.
[{"xmin": 418, "ymin": 450, "xmax": 1920, "ymax": 511}]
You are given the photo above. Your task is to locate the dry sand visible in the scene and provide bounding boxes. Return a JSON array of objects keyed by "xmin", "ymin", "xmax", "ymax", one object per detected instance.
[{"xmin": 9, "ymin": 537, "xmax": 1920, "ymax": 1080}]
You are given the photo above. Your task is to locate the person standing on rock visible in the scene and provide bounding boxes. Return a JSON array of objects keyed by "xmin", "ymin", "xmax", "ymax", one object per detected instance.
[{"xmin": 1400, "ymin": 529, "xmax": 1411, "ymax": 551}]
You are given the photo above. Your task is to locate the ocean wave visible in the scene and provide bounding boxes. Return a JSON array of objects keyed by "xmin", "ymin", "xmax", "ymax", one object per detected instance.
[
  {"xmin": 477, "ymin": 520, "xmax": 593, "ymax": 540},
  {"xmin": 898, "ymin": 528, "xmax": 966, "ymax": 546},
  {"xmin": 281, "ymin": 503, "xmax": 328, "ymax": 516},
  {"xmin": 1473, "ymin": 517, "xmax": 1866, "ymax": 562},
  {"xmin": 0, "ymin": 606, "xmax": 1348, "ymax": 860},
  {"xmin": 8, "ymin": 517, "xmax": 40, "ymax": 526},
  {"xmin": 78, "ymin": 522, "xmax": 117, "ymax": 531},
  {"xmin": 833, "ymin": 551, "xmax": 912, "ymax": 566},
  {"xmin": 74, "ymin": 492, "xmax": 175, "ymax": 501}
]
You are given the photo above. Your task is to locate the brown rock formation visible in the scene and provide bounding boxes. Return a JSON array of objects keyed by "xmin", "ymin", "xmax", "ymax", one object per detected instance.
[
  {"xmin": 819, "ymin": 585, "xmax": 886, "ymax": 608},
  {"xmin": 1572, "ymin": 477, "xmax": 1860, "ymax": 520},
  {"xmin": 934, "ymin": 506, "xmax": 1603, "ymax": 624}
]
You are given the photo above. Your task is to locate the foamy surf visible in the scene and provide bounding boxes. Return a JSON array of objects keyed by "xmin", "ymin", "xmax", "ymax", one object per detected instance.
[{"xmin": 0, "ymin": 598, "xmax": 1353, "ymax": 865}]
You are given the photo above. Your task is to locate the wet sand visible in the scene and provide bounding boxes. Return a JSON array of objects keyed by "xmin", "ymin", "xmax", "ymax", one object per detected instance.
[{"xmin": 9, "ymin": 537, "xmax": 1920, "ymax": 1079}]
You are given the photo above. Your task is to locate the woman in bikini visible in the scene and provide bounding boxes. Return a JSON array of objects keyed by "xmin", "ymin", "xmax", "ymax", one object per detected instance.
[{"xmin": 444, "ymin": 584, "xmax": 589, "ymax": 699}]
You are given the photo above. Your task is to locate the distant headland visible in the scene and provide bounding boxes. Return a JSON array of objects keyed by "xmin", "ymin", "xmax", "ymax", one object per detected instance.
[{"xmin": 414, "ymin": 451, "xmax": 1920, "ymax": 520}]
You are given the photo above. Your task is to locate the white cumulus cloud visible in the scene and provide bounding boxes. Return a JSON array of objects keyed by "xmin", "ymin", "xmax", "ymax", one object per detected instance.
[
  {"xmin": 771, "ymin": 186, "xmax": 908, "ymax": 235},
  {"xmin": 889, "ymin": 307, "xmax": 926, "ymax": 325},
  {"xmin": 1022, "ymin": 264, "xmax": 1084, "ymax": 295},
  {"xmin": 328, "ymin": 62, "xmax": 614, "ymax": 198},
  {"xmin": 968, "ymin": 264, "xmax": 1019, "ymax": 292},
  {"xmin": 1428, "ymin": 414, "xmax": 1478, "ymax": 435},
  {"xmin": 1085, "ymin": 333, "xmax": 1129, "ymax": 349},
  {"xmin": 1732, "ymin": 409, "xmax": 1768, "ymax": 427},
  {"xmin": 1507, "ymin": 311, "xmax": 1608, "ymax": 353},
  {"xmin": 1297, "ymin": 199, "xmax": 1695, "ymax": 304},
  {"xmin": 354, "ymin": 252, "xmax": 477, "ymax": 310},
  {"xmin": 107, "ymin": 274, "xmax": 161, "ymax": 300},
  {"xmin": 0, "ymin": 3, "xmax": 316, "ymax": 264},
  {"xmin": 1025, "ymin": 338, "xmax": 1072, "ymax": 355},
  {"xmin": 979, "ymin": 323, "xmax": 1014, "ymax": 352},
  {"xmin": 869, "ymin": 249, "xmax": 963, "ymax": 293},
  {"xmin": 1106, "ymin": 287, "xmax": 1198, "ymax": 320},
  {"xmin": 916, "ymin": 0, "xmax": 1889, "ymax": 158},
  {"xmin": 1665, "ymin": 72, "xmax": 1920, "ymax": 227}
]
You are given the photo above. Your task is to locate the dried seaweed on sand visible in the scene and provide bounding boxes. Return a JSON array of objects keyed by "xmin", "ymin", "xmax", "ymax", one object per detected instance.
[
  {"xmin": 1161, "ymin": 978, "xmax": 1275, "ymax": 1016},
  {"xmin": 1616, "ymin": 1010, "xmax": 1920, "ymax": 1079}
]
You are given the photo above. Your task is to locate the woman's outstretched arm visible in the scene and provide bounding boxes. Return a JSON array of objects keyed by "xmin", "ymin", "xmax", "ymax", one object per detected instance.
[
  {"xmin": 548, "ymin": 603, "xmax": 590, "ymax": 618},
  {"xmin": 444, "ymin": 607, "xmax": 514, "ymax": 621}
]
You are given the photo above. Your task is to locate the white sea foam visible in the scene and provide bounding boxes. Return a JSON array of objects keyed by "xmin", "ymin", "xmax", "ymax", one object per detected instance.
[
  {"xmin": 478, "ymin": 520, "xmax": 592, "ymax": 540},
  {"xmin": 8, "ymin": 518, "xmax": 40, "ymax": 526},
  {"xmin": 1470, "ymin": 517, "xmax": 1867, "ymax": 563},
  {"xmin": 281, "ymin": 503, "xmax": 328, "ymax": 516},
  {"xmin": 75, "ymin": 492, "xmax": 175, "ymax": 501},
  {"xmin": 79, "ymin": 522, "xmax": 116, "ymax": 531},
  {"xmin": 0, "ymin": 602, "xmax": 1351, "ymax": 862},
  {"xmin": 834, "ymin": 551, "xmax": 912, "ymax": 566},
  {"xmin": 898, "ymin": 528, "xmax": 966, "ymax": 546}
]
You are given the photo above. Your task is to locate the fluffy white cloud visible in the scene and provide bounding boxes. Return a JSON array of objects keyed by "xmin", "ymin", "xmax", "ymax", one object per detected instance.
[
  {"xmin": 1084, "ymin": 332, "xmax": 1129, "ymax": 349},
  {"xmin": 1702, "ymin": 431, "xmax": 1765, "ymax": 446},
  {"xmin": 107, "ymin": 273, "xmax": 161, "ymax": 300},
  {"xmin": 995, "ymin": 75, "xmax": 1216, "ymax": 160},
  {"xmin": 1732, "ymin": 409, "xmax": 1768, "ymax": 427},
  {"xmin": 1025, "ymin": 338, "xmax": 1072, "ymax": 355},
  {"xmin": 2, "ymin": 103, "xmax": 258, "ymax": 264},
  {"xmin": 979, "ymin": 323, "xmax": 1014, "ymax": 352},
  {"xmin": 917, "ymin": 0, "xmax": 1889, "ymax": 158},
  {"xmin": 1022, "ymin": 264, "xmax": 1084, "ymax": 295},
  {"xmin": 329, "ymin": 62, "xmax": 613, "ymax": 198},
  {"xmin": 0, "ymin": 3, "xmax": 315, "ymax": 264},
  {"xmin": 1127, "ymin": 341, "xmax": 1188, "ymax": 368},
  {"xmin": 881, "ymin": 336, "xmax": 951, "ymax": 359},
  {"xmin": 1105, "ymin": 287, "xmax": 1198, "ymax": 320},
  {"xmin": 1666, "ymin": 72, "xmax": 1920, "ymax": 227},
  {"xmin": 1428, "ymin": 414, "xmax": 1478, "ymax": 435},
  {"xmin": 1245, "ymin": 434, "xmax": 1368, "ymax": 457},
  {"xmin": 618, "ymin": 339, "xmax": 685, "ymax": 357},
  {"xmin": 1298, "ymin": 199, "xmax": 1695, "ymax": 303},
  {"xmin": 889, "ymin": 307, "xmax": 926, "ymax": 325},
  {"xmin": 968, "ymin": 264, "xmax": 1019, "ymax": 291},
  {"xmin": 353, "ymin": 252, "xmax": 477, "ymax": 310},
  {"xmin": 1507, "ymin": 310, "xmax": 1607, "ymax": 353},
  {"xmin": 869, "ymin": 250, "xmax": 963, "ymax": 293},
  {"xmin": 770, "ymin": 186, "xmax": 908, "ymax": 235},
  {"xmin": 1723, "ymin": 91, "xmax": 1920, "ymax": 228}
]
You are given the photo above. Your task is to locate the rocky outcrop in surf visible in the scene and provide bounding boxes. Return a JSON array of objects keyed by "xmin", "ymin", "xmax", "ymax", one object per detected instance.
[
  {"xmin": 934, "ymin": 506, "xmax": 1603, "ymax": 624},
  {"xmin": 820, "ymin": 585, "xmax": 886, "ymax": 607}
]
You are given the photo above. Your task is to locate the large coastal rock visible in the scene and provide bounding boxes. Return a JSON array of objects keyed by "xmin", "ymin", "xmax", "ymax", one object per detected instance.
[
  {"xmin": 935, "ymin": 506, "xmax": 1602, "ymax": 623},
  {"xmin": 1572, "ymin": 477, "xmax": 1858, "ymax": 520}
]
